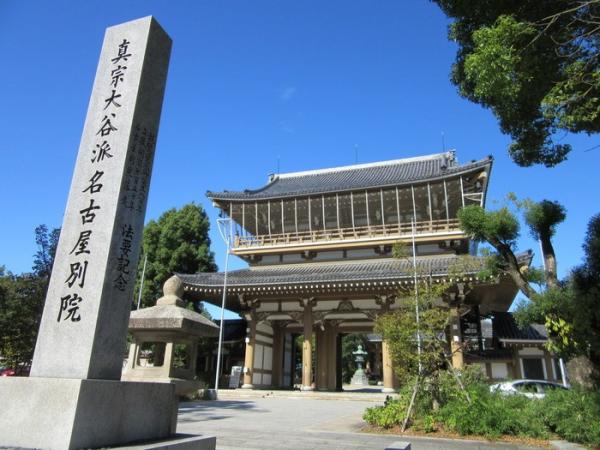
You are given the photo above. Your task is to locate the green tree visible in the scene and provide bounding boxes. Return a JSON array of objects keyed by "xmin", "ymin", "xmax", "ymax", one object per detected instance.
[
  {"xmin": 571, "ymin": 214, "xmax": 600, "ymax": 383},
  {"xmin": 457, "ymin": 198, "xmax": 565, "ymax": 298},
  {"xmin": 0, "ymin": 273, "xmax": 46, "ymax": 372},
  {"xmin": 523, "ymin": 200, "xmax": 566, "ymax": 289},
  {"xmin": 432, "ymin": 0, "xmax": 600, "ymax": 167},
  {"xmin": 0, "ymin": 224, "xmax": 60, "ymax": 371},
  {"xmin": 32, "ymin": 225, "xmax": 60, "ymax": 279},
  {"xmin": 458, "ymin": 204, "xmax": 536, "ymax": 298},
  {"xmin": 136, "ymin": 203, "xmax": 216, "ymax": 308},
  {"xmin": 517, "ymin": 214, "xmax": 600, "ymax": 385}
]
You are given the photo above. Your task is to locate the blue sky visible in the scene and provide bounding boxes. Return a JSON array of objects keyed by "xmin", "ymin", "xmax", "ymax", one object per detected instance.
[{"xmin": 1, "ymin": 1, "xmax": 598, "ymax": 318}]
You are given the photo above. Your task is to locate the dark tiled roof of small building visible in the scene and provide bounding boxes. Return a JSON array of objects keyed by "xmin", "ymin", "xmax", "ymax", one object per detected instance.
[
  {"xmin": 214, "ymin": 319, "xmax": 246, "ymax": 341},
  {"xmin": 207, "ymin": 152, "xmax": 493, "ymax": 201},
  {"xmin": 493, "ymin": 312, "xmax": 548, "ymax": 341},
  {"xmin": 177, "ymin": 255, "xmax": 486, "ymax": 288}
]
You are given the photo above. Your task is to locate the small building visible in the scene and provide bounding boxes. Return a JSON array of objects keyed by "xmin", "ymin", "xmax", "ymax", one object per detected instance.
[
  {"xmin": 466, "ymin": 312, "xmax": 560, "ymax": 381},
  {"xmin": 178, "ymin": 151, "xmax": 542, "ymax": 390}
]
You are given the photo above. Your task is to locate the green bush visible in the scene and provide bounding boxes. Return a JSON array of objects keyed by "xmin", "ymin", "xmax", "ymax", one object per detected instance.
[
  {"xmin": 364, "ymin": 381, "xmax": 418, "ymax": 428},
  {"xmin": 539, "ymin": 387, "xmax": 600, "ymax": 446},
  {"xmin": 364, "ymin": 369, "xmax": 600, "ymax": 445},
  {"xmin": 364, "ymin": 395, "xmax": 409, "ymax": 428},
  {"xmin": 437, "ymin": 386, "xmax": 548, "ymax": 439}
]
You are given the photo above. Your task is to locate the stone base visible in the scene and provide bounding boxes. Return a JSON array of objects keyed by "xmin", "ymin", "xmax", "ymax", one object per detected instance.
[
  {"xmin": 122, "ymin": 374, "xmax": 202, "ymax": 396},
  {"xmin": 0, "ymin": 377, "xmax": 178, "ymax": 449},
  {"xmin": 300, "ymin": 385, "xmax": 314, "ymax": 391},
  {"xmin": 382, "ymin": 387, "xmax": 396, "ymax": 393},
  {"xmin": 241, "ymin": 383, "xmax": 254, "ymax": 389},
  {"xmin": 351, "ymin": 369, "xmax": 369, "ymax": 386},
  {"xmin": 117, "ymin": 433, "xmax": 216, "ymax": 450}
]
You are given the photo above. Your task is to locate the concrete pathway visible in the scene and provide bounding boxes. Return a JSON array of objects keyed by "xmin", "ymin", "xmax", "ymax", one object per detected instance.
[{"xmin": 177, "ymin": 393, "xmax": 543, "ymax": 450}]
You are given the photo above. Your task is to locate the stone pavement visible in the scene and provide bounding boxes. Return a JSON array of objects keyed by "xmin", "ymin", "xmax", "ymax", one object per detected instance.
[{"xmin": 177, "ymin": 392, "xmax": 542, "ymax": 450}]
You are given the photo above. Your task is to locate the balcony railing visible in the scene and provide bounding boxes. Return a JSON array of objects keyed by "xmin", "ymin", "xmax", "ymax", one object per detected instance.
[{"xmin": 232, "ymin": 218, "xmax": 461, "ymax": 249}]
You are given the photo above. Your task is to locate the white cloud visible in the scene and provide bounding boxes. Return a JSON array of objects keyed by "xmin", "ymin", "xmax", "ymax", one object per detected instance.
[{"xmin": 280, "ymin": 86, "xmax": 297, "ymax": 101}]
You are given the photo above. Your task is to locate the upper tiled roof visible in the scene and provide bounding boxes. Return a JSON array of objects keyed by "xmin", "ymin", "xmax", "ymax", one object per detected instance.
[
  {"xmin": 177, "ymin": 255, "xmax": 485, "ymax": 288},
  {"xmin": 207, "ymin": 151, "xmax": 493, "ymax": 201},
  {"xmin": 493, "ymin": 312, "xmax": 548, "ymax": 342}
]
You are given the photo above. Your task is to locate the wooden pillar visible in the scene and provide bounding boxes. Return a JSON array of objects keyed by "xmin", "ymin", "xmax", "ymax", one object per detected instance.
[
  {"xmin": 326, "ymin": 322, "xmax": 338, "ymax": 391},
  {"xmin": 316, "ymin": 326, "xmax": 328, "ymax": 391},
  {"xmin": 301, "ymin": 299, "xmax": 314, "ymax": 391},
  {"xmin": 271, "ymin": 323, "xmax": 284, "ymax": 387},
  {"xmin": 450, "ymin": 307, "xmax": 464, "ymax": 370},
  {"xmin": 382, "ymin": 339, "xmax": 395, "ymax": 393},
  {"xmin": 375, "ymin": 295, "xmax": 397, "ymax": 393},
  {"xmin": 242, "ymin": 317, "xmax": 257, "ymax": 389}
]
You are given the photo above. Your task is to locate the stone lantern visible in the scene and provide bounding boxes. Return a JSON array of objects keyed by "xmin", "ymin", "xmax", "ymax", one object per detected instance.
[
  {"xmin": 123, "ymin": 276, "xmax": 219, "ymax": 395},
  {"xmin": 350, "ymin": 344, "xmax": 369, "ymax": 386}
]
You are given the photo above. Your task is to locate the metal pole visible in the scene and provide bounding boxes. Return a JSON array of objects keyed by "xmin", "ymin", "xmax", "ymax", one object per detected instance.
[
  {"xmin": 215, "ymin": 218, "xmax": 232, "ymax": 394},
  {"xmin": 136, "ymin": 253, "xmax": 147, "ymax": 310},
  {"xmin": 412, "ymin": 218, "xmax": 422, "ymax": 375},
  {"xmin": 559, "ymin": 358, "xmax": 568, "ymax": 387}
]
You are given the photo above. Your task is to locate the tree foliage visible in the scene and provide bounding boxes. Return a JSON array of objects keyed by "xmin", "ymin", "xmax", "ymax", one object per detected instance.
[
  {"xmin": 32, "ymin": 225, "xmax": 60, "ymax": 279},
  {"xmin": 0, "ymin": 224, "xmax": 58, "ymax": 371},
  {"xmin": 524, "ymin": 200, "xmax": 566, "ymax": 288},
  {"xmin": 458, "ymin": 204, "xmax": 536, "ymax": 298},
  {"xmin": 0, "ymin": 273, "xmax": 47, "ymax": 371},
  {"xmin": 515, "ymin": 214, "xmax": 600, "ymax": 385},
  {"xmin": 433, "ymin": 0, "xmax": 600, "ymax": 166},
  {"xmin": 135, "ymin": 203, "xmax": 216, "ymax": 308},
  {"xmin": 458, "ymin": 197, "xmax": 566, "ymax": 297},
  {"xmin": 376, "ymin": 300, "xmax": 451, "ymax": 385}
]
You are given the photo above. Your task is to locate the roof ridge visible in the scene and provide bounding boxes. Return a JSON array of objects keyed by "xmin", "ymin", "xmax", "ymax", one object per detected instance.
[{"xmin": 275, "ymin": 151, "xmax": 456, "ymax": 180}]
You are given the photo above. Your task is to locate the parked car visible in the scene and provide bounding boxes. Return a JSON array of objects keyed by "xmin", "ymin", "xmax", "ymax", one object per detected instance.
[
  {"xmin": 490, "ymin": 379, "xmax": 569, "ymax": 399},
  {"xmin": 0, "ymin": 367, "xmax": 16, "ymax": 377}
]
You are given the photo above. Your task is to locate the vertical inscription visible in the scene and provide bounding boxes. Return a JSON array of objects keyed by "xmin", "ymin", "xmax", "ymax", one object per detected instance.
[{"xmin": 58, "ymin": 40, "xmax": 134, "ymax": 323}]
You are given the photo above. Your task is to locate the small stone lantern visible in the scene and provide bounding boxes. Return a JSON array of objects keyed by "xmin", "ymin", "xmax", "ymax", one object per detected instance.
[
  {"xmin": 123, "ymin": 276, "xmax": 219, "ymax": 395},
  {"xmin": 350, "ymin": 344, "xmax": 369, "ymax": 386}
]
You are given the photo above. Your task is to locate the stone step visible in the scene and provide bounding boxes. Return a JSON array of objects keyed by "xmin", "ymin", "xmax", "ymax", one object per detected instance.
[{"xmin": 213, "ymin": 388, "xmax": 393, "ymax": 403}]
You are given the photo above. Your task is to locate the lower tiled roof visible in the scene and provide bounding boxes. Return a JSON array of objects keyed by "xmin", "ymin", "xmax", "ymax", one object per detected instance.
[
  {"xmin": 177, "ymin": 255, "xmax": 486, "ymax": 288},
  {"xmin": 493, "ymin": 312, "xmax": 548, "ymax": 341}
]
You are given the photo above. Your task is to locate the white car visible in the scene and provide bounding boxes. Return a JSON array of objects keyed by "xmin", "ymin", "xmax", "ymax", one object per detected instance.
[{"xmin": 489, "ymin": 379, "xmax": 569, "ymax": 399}]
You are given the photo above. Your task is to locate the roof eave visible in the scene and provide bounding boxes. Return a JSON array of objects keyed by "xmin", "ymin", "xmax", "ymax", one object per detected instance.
[{"xmin": 206, "ymin": 158, "xmax": 493, "ymax": 202}]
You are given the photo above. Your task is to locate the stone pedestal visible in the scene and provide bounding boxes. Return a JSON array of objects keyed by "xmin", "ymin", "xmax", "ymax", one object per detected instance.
[
  {"xmin": 0, "ymin": 378, "xmax": 177, "ymax": 449},
  {"xmin": 351, "ymin": 368, "xmax": 369, "ymax": 386},
  {"xmin": 123, "ymin": 276, "xmax": 219, "ymax": 396}
]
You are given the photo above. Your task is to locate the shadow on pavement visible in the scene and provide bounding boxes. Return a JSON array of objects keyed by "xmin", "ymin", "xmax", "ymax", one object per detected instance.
[
  {"xmin": 179, "ymin": 400, "xmax": 259, "ymax": 411},
  {"xmin": 178, "ymin": 400, "xmax": 267, "ymax": 423}
]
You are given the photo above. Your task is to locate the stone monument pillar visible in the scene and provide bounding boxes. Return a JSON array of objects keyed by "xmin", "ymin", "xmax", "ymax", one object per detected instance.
[{"xmin": 0, "ymin": 17, "xmax": 214, "ymax": 450}]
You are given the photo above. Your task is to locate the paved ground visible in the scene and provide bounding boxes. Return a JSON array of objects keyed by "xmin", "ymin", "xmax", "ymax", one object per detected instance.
[{"xmin": 177, "ymin": 392, "xmax": 543, "ymax": 450}]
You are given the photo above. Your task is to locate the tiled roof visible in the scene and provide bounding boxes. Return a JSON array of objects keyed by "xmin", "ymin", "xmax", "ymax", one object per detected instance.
[
  {"xmin": 214, "ymin": 319, "xmax": 246, "ymax": 341},
  {"xmin": 493, "ymin": 312, "xmax": 548, "ymax": 341},
  {"xmin": 177, "ymin": 255, "xmax": 485, "ymax": 288},
  {"xmin": 207, "ymin": 152, "xmax": 493, "ymax": 201}
]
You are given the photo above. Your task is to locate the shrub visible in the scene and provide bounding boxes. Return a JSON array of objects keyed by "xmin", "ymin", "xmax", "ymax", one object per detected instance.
[
  {"xmin": 539, "ymin": 387, "xmax": 600, "ymax": 446},
  {"xmin": 436, "ymin": 387, "xmax": 548, "ymax": 439},
  {"xmin": 364, "ymin": 395, "xmax": 409, "ymax": 428}
]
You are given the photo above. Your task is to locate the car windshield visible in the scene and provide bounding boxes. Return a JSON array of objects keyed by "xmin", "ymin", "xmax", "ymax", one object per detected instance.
[{"xmin": 514, "ymin": 382, "xmax": 541, "ymax": 393}]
